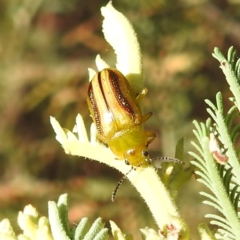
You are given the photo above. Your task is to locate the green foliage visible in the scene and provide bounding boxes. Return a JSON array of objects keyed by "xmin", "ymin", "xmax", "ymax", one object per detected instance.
[
  {"xmin": 48, "ymin": 194, "xmax": 108, "ymax": 240},
  {"xmin": 158, "ymin": 138, "xmax": 192, "ymax": 200},
  {"xmin": 190, "ymin": 47, "xmax": 240, "ymax": 239},
  {"xmin": 0, "ymin": 205, "xmax": 53, "ymax": 240},
  {"xmin": 1, "ymin": 194, "xmax": 172, "ymax": 240}
]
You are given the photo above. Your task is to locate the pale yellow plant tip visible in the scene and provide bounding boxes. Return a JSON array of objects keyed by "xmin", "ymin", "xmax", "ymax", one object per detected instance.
[
  {"xmin": 101, "ymin": 1, "xmax": 143, "ymax": 94},
  {"xmin": 0, "ymin": 219, "xmax": 17, "ymax": 240}
]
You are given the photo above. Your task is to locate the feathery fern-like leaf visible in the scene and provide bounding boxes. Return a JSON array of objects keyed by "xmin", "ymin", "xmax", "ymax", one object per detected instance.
[
  {"xmin": 48, "ymin": 194, "xmax": 109, "ymax": 240},
  {"xmin": 190, "ymin": 47, "xmax": 240, "ymax": 239}
]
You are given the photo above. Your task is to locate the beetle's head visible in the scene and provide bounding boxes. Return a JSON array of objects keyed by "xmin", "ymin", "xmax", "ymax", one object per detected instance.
[{"xmin": 124, "ymin": 146, "xmax": 152, "ymax": 167}]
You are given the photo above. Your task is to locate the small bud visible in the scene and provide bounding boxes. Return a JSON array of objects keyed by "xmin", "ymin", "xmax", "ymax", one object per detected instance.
[{"xmin": 209, "ymin": 133, "xmax": 228, "ymax": 165}]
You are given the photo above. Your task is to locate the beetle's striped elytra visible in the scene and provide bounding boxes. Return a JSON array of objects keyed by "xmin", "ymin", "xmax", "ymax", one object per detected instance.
[{"xmin": 87, "ymin": 68, "xmax": 156, "ymax": 167}]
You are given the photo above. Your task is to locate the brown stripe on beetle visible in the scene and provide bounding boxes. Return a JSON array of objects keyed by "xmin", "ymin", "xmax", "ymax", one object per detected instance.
[
  {"xmin": 88, "ymin": 81, "xmax": 103, "ymax": 133},
  {"xmin": 107, "ymin": 69, "xmax": 137, "ymax": 120}
]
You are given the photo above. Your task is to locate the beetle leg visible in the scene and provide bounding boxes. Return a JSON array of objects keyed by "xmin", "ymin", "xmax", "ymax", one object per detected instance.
[
  {"xmin": 142, "ymin": 112, "xmax": 153, "ymax": 123},
  {"xmin": 136, "ymin": 87, "xmax": 148, "ymax": 103},
  {"xmin": 146, "ymin": 131, "xmax": 156, "ymax": 146}
]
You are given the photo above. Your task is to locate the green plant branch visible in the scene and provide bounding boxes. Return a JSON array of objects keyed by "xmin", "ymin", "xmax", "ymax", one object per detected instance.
[
  {"xmin": 48, "ymin": 194, "xmax": 71, "ymax": 240},
  {"xmin": 212, "ymin": 47, "xmax": 240, "ymax": 109},
  {"xmin": 206, "ymin": 93, "xmax": 240, "ymax": 186},
  {"xmin": 189, "ymin": 47, "xmax": 240, "ymax": 238},
  {"xmin": 190, "ymin": 120, "xmax": 240, "ymax": 239}
]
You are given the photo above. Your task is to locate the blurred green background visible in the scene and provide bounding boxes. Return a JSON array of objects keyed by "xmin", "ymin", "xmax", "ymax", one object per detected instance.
[{"xmin": 0, "ymin": 0, "xmax": 239, "ymax": 239}]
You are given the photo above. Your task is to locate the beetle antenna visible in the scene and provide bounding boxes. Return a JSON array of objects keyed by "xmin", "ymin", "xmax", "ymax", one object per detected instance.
[
  {"xmin": 152, "ymin": 156, "xmax": 184, "ymax": 168},
  {"xmin": 111, "ymin": 167, "xmax": 134, "ymax": 202}
]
